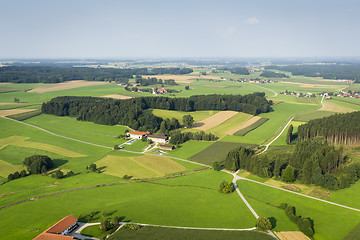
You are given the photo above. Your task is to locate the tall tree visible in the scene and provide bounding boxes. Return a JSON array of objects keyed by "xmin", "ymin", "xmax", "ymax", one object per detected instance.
[
  {"xmin": 183, "ymin": 115, "xmax": 194, "ymax": 128},
  {"xmin": 286, "ymin": 124, "xmax": 293, "ymax": 144}
]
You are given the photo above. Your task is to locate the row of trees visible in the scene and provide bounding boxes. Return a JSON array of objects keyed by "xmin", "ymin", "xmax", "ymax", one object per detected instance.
[
  {"xmin": 42, "ymin": 93, "xmax": 272, "ymax": 133},
  {"xmin": 224, "ymin": 138, "xmax": 357, "ymax": 190},
  {"xmin": 230, "ymin": 67, "xmax": 250, "ymax": 75},
  {"xmin": 169, "ymin": 130, "xmax": 217, "ymax": 145},
  {"xmin": 135, "ymin": 77, "xmax": 177, "ymax": 86},
  {"xmin": 298, "ymin": 111, "xmax": 360, "ymax": 145},
  {"xmin": 267, "ymin": 64, "xmax": 360, "ymax": 83},
  {"xmin": 0, "ymin": 66, "xmax": 193, "ymax": 83},
  {"xmin": 7, "ymin": 170, "xmax": 27, "ymax": 181},
  {"xmin": 260, "ymin": 70, "xmax": 288, "ymax": 78}
]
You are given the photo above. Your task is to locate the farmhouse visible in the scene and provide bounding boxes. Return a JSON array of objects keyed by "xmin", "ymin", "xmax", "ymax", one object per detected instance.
[
  {"xmin": 33, "ymin": 215, "xmax": 78, "ymax": 240},
  {"xmin": 158, "ymin": 144, "xmax": 174, "ymax": 151},
  {"xmin": 128, "ymin": 131, "xmax": 150, "ymax": 139},
  {"xmin": 148, "ymin": 133, "xmax": 168, "ymax": 144}
]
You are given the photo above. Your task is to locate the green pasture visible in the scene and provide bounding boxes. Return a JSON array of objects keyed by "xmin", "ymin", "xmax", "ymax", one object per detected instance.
[
  {"xmin": 167, "ymin": 141, "xmax": 214, "ymax": 159},
  {"xmin": 272, "ymin": 121, "xmax": 305, "ymax": 146},
  {"xmin": 149, "ymin": 109, "xmax": 218, "ymax": 123},
  {"xmin": 0, "ymin": 171, "xmax": 255, "ymax": 239},
  {"xmin": 221, "ymin": 102, "xmax": 319, "ymax": 145},
  {"xmin": 293, "ymin": 110, "xmax": 336, "ymax": 122},
  {"xmin": 109, "ymin": 226, "xmax": 273, "ymax": 240},
  {"xmin": 329, "ymin": 98, "xmax": 360, "ymax": 111},
  {"xmin": 237, "ymin": 180, "xmax": 360, "ymax": 240},
  {"xmin": 188, "ymin": 141, "xmax": 255, "ymax": 165},
  {"xmin": 234, "ymin": 117, "xmax": 268, "ymax": 136},
  {"xmin": 329, "ymin": 180, "xmax": 360, "ymax": 209},
  {"xmin": 345, "ymin": 83, "xmax": 360, "ymax": 91},
  {"xmin": 343, "ymin": 222, "xmax": 360, "ymax": 240},
  {"xmin": 25, "ymin": 114, "xmax": 129, "ymax": 147}
]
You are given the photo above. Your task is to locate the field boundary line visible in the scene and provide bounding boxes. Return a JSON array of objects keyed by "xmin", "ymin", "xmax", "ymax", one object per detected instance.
[{"xmin": 237, "ymin": 177, "xmax": 360, "ymax": 213}]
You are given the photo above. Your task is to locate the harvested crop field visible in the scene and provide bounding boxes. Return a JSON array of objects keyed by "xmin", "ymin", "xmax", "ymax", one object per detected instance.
[
  {"xmin": 192, "ymin": 111, "xmax": 238, "ymax": 130},
  {"xmin": 0, "ymin": 109, "xmax": 36, "ymax": 117},
  {"xmin": 0, "ymin": 136, "xmax": 86, "ymax": 157},
  {"xmin": 95, "ymin": 155, "xmax": 186, "ymax": 178},
  {"xmin": 28, "ymin": 80, "xmax": 107, "ymax": 93},
  {"xmin": 320, "ymin": 100, "xmax": 355, "ymax": 113},
  {"xmin": 101, "ymin": 94, "xmax": 133, "ymax": 100},
  {"xmin": 275, "ymin": 231, "xmax": 310, "ymax": 240},
  {"xmin": 141, "ymin": 74, "xmax": 222, "ymax": 84},
  {"xmin": 226, "ymin": 116, "xmax": 261, "ymax": 135}
]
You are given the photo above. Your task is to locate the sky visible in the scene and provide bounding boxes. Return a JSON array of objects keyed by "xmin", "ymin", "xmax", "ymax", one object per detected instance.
[{"xmin": 0, "ymin": 0, "xmax": 359, "ymax": 59}]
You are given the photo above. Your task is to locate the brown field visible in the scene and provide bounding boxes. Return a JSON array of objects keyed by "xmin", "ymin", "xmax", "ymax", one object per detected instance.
[
  {"xmin": 275, "ymin": 231, "xmax": 310, "ymax": 240},
  {"xmin": 0, "ymin": 102, "xmax": 21, "ymax": 106},
  {"xmin": 192, "ymin": 111, "xmax": 238, "ymax": 130},
  {"xmin": 0, "ymin": 82, "xmax": 12, "ymax": 85},
  {"xmin": 0, "ymin": 109, "xmax": 36, "ymax": 117},
  {"xmin": 225, "ymin": 116, "xmax": 261, "ymax": 135},
  {"xmin": 142, "ymin": 74, "xmax": 222, "ymax": 84},
  {"xmin": 101, "ymin": 94, "xmax": 133, "ymax": 100},
  {"xmin": 28, "ymin": 80, "xmax": 107, "ymax": 93},
  {"xmin": 320, "ymin": 101, "xmax": 355, "ymax": 113}
]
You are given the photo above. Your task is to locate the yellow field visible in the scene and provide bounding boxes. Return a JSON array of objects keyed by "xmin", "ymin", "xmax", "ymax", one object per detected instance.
[
  {"xmin": 0, "ymin": 109, "xmax": 37, "ymax": 117},
  {"xmin": 0, "ymin": 136, "xmax": 86, "ymax": 157},
  {"xmin": 95, "ymin": 155, "xmax": 186, "ymax": 178},
  {"xmin": 28, "ymin": 80, "xmax": 107, "ymax": 93},
  {"xmin": 192, "ymin": 111, "xmax": 238, "ymax": 130},
  {"xmin": 321, "ymin": 101, "xmax": 355, "ymax": 113},
  {"xmin": 0, "ymin": 160, "xmax": 24, "ymax": 178},
  {"xmin": 101, "ymin": 94, "xmax": 133, "ymax": 99},
  {"xmin": 275, "ymin": 231, "xmax": 310, "ymax": 240}
]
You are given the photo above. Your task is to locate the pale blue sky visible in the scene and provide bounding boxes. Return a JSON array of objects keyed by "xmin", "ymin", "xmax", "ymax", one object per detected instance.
[{"xmin": 0, "ymin": 0, "xmax": 359, "ymax": 58}]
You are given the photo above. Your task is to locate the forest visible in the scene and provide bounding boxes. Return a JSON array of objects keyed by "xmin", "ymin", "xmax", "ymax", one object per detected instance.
[
  {"xmin": 224, "ymin": 137, "xmax": 360, "ymax": 190},
  {"xmin": 260, "ymin": 71, "xmax": 288, "ymax": 78},
  {"xmin": 230, "ymin": 67, "xmax": 250, "ymax": 75},
  {"xmin": 266, "ymin": 64, "xmax": 360, "ymax": 83},
  {"xmin": 297, "ymin": 111, "xmax": 360, "ymax": 145},
  {"xmin": 0, "ymin": 66, "xmax": 193, "ymax": 83},
  {"xmin": 41, "ymin": 93, "xmax": 272, "ymax": 133},
  {"xmin": 135, "ymin": 76, "xmax": 177, "ymax": 86}
]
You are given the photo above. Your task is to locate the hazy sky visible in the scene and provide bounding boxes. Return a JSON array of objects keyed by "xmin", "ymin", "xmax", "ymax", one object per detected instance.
[{"xmin": 1, "ymin": 0, "xmax": 359, "ymax": 58}]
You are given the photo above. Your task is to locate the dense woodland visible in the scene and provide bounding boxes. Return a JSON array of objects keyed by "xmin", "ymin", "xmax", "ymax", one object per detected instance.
[
  {"xmin": 0, "ymin": 66, "xmax": 193, "ymax": 83},
  {"xmin": 298, "ymin": 111, "xmax": 360, "ymax": 145},
  {"xmin": 260, "ymin": 71, "xmax": 288, "ymax": 78},
  {"xmin": 135, "ymin": 77, "xmax": 177, "ymax": 86},
  {"xmin": 230, "ymin": 67, "xmax": 250, "ymax": 75},
  {"xmin": 267, "ymin": 64, "xmax": 360, "ymax": 83},
  {"xmin": 42, "ymin": 93, "xmax": 272, "ymax": 133},
  {"xmin": 225, "ymin": 138, "xmax": 360, "ymax": 190}
]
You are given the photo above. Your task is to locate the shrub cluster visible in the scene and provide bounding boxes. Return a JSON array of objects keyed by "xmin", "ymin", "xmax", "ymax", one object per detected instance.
[
  {"xmin": 7, "ymin": 170, "xmax": 27, "ymax": 182},
  {"xmin": 219, "ymin": 181, "xmax": 235, "ymax": 193}
]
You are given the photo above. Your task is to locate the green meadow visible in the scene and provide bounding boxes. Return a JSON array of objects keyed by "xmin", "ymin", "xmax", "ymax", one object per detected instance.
[
  {"xmin": 237, "ymin": 180, "xmax": 360, "ymax": 240},
  {"xmin": 150, "ymin": 109, "xmax": 218, "ymax": 123}
]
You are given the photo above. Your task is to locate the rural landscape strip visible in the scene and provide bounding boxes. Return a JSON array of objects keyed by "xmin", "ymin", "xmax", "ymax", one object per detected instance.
[{"xmin": 248, "ymin": 83, "xmax": 278, "ymax": 97}]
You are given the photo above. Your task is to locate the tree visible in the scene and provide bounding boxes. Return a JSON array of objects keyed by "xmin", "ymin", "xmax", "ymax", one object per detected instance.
[
  {"xmin": 89, "ymin": 164, "xmax": 97, "ymax": 172},
  {"xmin": 52, "ymin": 170, "xmax": 64, "ymax": 179},
  {"xmin": 13, "ymin": 171, "xmax": 20, "ymax": 179},
  {"xmin": 23, "ymin": 155, "xmax": 53, "ymax": 174},
  {"xmin": 282, "ymin": 165, "xmax": 295, "ymax": 182},
  {"xmin": 286, "ymin": 124, "xmax": 293, "ymax": 144},
  {"xmin": 41, "ymin": 165, "xmax": 47, "ymax": 174},
  {"xmin": 7, "ymin": 173, "xmax": 14, "ymax": 181},
  {"xmin": 113, "ymin": 145, "xmax": 119, "ymax": 150},
  {"xmin": 255, "ymin": 217, "xmax": 272, "ymax": 230},
  {"xmin": 14, "ymin": 98, "xmax": 20, "ymax": 103},
  {"xmin": 219, "ymin": 181, "xmax": 235, "ymax": 193},
  {"xmin": 182, "ymin": 115, "xmax": 194, "ymax": 128},
  {"xmin": 213, "ymin": 161, "xmax": 221, "ymax": 171},
  {"xmin": 185, "ymin": 86, "xmax": 190, "ymax": 90},
  {"xmin": 20, "ymin": 170, "xmax": 27, "ymax": 178}
]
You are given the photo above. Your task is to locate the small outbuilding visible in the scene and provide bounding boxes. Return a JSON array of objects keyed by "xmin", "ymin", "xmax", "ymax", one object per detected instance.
[
  {"xmin": 148, "ymin": 133, "xmax": 168, "ymax": 144},
  {"xmin": 159, "ymin": 144, "xmax": 174, "ymax": 151}
]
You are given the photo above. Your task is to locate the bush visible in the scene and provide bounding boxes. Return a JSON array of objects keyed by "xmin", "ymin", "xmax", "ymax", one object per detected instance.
[
  {"xmin": 278, "ymin": 203, "xmax": 288, "ymax": 209},
  {"xmin": 7, "ymin": 173, "xmax": 14, "ymax": 181},
  {"xmin": 255, "ymin": 217, "xmax": 272, "ymax": 230},
  {"xmin": 123, "ymin": 223, "xmax": 141, "ymax": 230},
  {"xmin": 219, "ymin": 181, "xmax": 235, "ymax": 193},
  {"xmin": 51, "ymin": 170, "xmax": 64, "ymax": 179},
  {"xmin": 213, "ymin": 161, "xmax": 221, "ymax": 171}
]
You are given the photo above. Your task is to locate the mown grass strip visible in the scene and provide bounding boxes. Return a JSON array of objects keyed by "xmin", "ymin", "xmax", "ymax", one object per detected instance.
[
  {"xmin": 7, "ymin": 109, "xmax": 41, "ymax": 121},
  {"xmin": 234, "ymin": 118, "xmax": 269, "ymax": 136}
]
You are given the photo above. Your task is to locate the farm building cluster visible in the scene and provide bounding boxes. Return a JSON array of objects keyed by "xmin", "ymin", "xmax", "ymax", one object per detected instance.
[
  {"xmin": 321, "ymin": 90, "xmax": 360, "ymax": 99},
  {"xmin": 127, "ymin": 131, "xmax": 174, "ymax": 150},
  {"xmin": 280, "ymin": 91, "xmax": 315, "ymax": 97},
  {"xmin": 33, "ymin": 215, "xmax": 78, "ymax": 240}
]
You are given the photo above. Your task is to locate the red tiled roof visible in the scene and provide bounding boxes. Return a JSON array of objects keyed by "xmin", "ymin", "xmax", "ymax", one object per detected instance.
[
  {"xmin": 33, "ymin": 215, "xmax": 77, "ymax": 240},
  {"xmin": 129, "ymin": 131, "xmax": 150, "ymax": 135}
]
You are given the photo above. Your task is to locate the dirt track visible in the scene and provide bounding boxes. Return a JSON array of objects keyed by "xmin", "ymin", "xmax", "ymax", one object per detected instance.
[
  {"xmin": 225, "ymin": 116, "xmax": 261, "ymax": 135},
  {"xmin": 192, "ymin": 111, "xmax": 238, "ymax": 130}
]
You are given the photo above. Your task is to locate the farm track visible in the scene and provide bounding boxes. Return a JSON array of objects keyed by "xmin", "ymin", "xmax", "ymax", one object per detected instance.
[{"xmin": 3, "ymin": 115, "xmax": 360, "ymax": 239}]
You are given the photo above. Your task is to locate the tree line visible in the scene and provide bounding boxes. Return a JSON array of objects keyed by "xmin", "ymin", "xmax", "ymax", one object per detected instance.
[
  {"xmin": 266, "ymin": 64, "xmax": 360, "ymax": 83},
  {"xmin": 224, "ymin": 137, "xmax": 360, "ymax": 190},
  {"xmin": 41, "ymin": 93, "xmax": 272, "ymax": 133},
  {"xmin": 0, "ymin": 66, "xmax": 193, "ymax": 83},
  {"xmin": 135, "ymin": 77, "xmax": 177, "ymax": 86},
  {"xmin": 297, "ymin": 111, "xmax": 360, "ymax": 145},
  {"xmin": 260, "ymin": 71, "xmax": 289, "ymax": 78},
  {"xmin": 230, "ymin": 67, "xmax": 250, "ymax": 75}
]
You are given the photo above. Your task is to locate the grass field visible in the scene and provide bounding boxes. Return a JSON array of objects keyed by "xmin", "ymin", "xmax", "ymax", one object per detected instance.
[
  {"xmin": 272, "ymin": 121, "xmax": 305, "ymax": 146},
  {"xmin": 150, "ymin": 109, "xmax": 218, "ymax": 123},
  {"xmin": 0, "ymin": 160, "xmax": 24, "ymax": 178},
  {"xmin": 321, "ymin": 100, "xmax": 356, "ymax": 113},
  {"xmin": 28, "ymin": 80, "xmax": 107, "ymax": 93},
  {"xmin": 343, "ymin": 222, "xmax": 360, "ymax": 240},
  {"xmin": 109, "ymin": 226, "xmax": 274, "ymax": 240},
  {"xmin": 25, "ymin": 114, "xmax": 129, "ymax": 147},
  {"xmin": 95, "ymin": 154, "xmax": 186, "ymax": 179},
  {"xmin": 237, "ymin": 180, "xmax": 360, "ymax": 240},
  {"xmin": 233, "ymin": 117, "xmax": 268, "ymax": 136},
  {"xmin": 293, "ymin": 110, "xmax": 336, "ymax": 122},
  {"xmin": 7, "ymin": 109, "xmax": 41, "ymax": 120},
  {"xmin": 0, "ymin": 171, "xmax": 255, "ymax": 239},
  {"xmin": 188, "ymin": 141, "xmax": 255, "ymax": 165},
  {"xmin": 167, "ymin": 141, "xmax": 214, "ymax": 159}
]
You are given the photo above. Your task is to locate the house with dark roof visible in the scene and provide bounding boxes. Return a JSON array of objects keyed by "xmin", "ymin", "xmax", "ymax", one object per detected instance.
[
  {"xmin": 33, "ymin": 215, "xmax": 78, "ymax": 240},
  {"xmin": 147, "ymin": 133, "xmax": 168, "ymax": 144}
]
